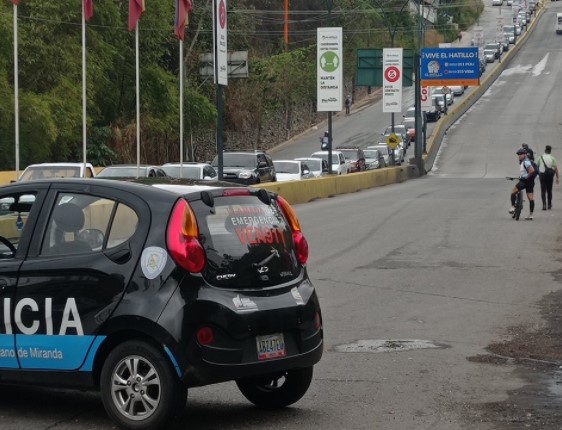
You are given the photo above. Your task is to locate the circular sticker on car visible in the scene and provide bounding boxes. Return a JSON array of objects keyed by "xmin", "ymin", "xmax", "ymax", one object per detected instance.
[{"xmin": 141, "ymin": 246, "xmax": 168, "ymax": 280}]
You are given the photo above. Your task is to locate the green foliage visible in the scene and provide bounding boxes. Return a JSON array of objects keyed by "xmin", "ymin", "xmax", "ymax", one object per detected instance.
[
  {"xmin": 0, "ymin": 0, "xmax": 482, "ymax": 167},
  {"xmin": 87, "ymin": 126, "xmax": 118, "ymax": 166}
]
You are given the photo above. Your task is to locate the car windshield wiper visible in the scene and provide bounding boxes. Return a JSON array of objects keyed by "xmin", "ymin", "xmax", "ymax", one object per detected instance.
[{"xmin": 252, "ymin": 248, "xmax": 280, "ymax": 267}]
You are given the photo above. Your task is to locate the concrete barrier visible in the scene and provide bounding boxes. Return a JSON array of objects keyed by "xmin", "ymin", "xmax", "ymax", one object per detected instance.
[{"xmin": 253, "ymin": 164, "xmax": 419, "ymax": 204}]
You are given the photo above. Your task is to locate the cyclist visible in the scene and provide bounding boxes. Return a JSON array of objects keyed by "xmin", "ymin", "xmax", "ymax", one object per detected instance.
[{"xmin": 509, "ymin": 147, "xmax": 536, "ymax": 220}]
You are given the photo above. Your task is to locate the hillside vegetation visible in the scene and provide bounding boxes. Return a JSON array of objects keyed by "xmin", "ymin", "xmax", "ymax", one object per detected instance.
[{"xmin": 0, "ymin": 0, "xmax": 482, "ymax": 169}]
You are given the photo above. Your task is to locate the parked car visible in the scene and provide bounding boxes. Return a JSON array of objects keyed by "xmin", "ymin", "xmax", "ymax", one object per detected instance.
[
  {"xmin": 363, "ymin": 148, "xmax": 387, "ymax": 170},
  {"xmin": 310, "ymin": 150, "xmax": 349, "ymax": 175},
  {"xmin": 425, "ymin": 98, "xmax": 442, "ymax": 122},
  {"xmin": 432, "ymin": 94, "xmax": 447, "ymax": 112},
  {"xmin": 402, "ymin": 106, "xmax": 427, "ymax": 141},
  {"xmin": 211, "ymin": 150, "xmax": 277, "ymax": 185},
  {"xmin": 294, "ymin": 157, "xmax": 328, "ymax": 177},
  {"xmin": 369, "ymin": 142, "xmax": 405, "ymax": 166},
  {"xmin": 449, "ymin": 85, "xmax": 465, "ymax": 96},
  {"xmin": 504, "ymin": 25, "xmax": 516, "ymax": 44},
  {"xmin": 382, "ymin": 124, "xmax": 409, "ymax": 147},
  {"xmin": 273, "ymin": 160, "xmax": 314, "ymax": 181},
  {"xmin": 483, "ymin": 48, "xmax": 496, "ymax": 63},
  {"xmin": 484, "ymin": 42, "xmax": 502, "ymax": 59},
  {"xmin": 18, "ymin": 162, "xmax": 96, "ymax": 181},
  {"xmin": 432, "ymin": 87, "xmax": 454, "ymax": 105},
  {"xmin": 161, "ymin": 162, "xmax": 217, "ymax": 180},
  {"xmin": 0, "ymin": 178, "xmax": 323, "ymax": 429},
  {"xmin": 336, "ymin": 147, "xmax": 367, "ymax": 172},
  {"xmin": 97, "ymin": 164, "xmax": 168, "ymax": 178}
]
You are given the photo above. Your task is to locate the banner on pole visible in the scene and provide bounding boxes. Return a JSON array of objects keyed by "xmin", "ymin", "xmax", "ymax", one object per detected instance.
[{"xmin": 317, "ymin": 27, "xmax": 343, "ymax": 112}]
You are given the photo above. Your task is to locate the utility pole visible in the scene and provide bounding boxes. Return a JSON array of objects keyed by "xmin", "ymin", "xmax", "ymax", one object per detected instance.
[
  {"xmin": 414, "ymin": 0, "xmax": 424, "ymax": 175},
  {"xmin": 327, "ymin": 0, "xmax": 334, "ymax": 174},
  {"xmin": 284, "ymin": 0, "xmax": 289, "ymax": 51}
]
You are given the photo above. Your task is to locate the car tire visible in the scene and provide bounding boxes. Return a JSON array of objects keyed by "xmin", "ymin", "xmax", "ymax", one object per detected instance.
[
  {"xmin": 100, "ymin": 340, "xmax": 187, "ymax": 430},
  {"xmin": 236, "ymin": 366, "xmax": 314, "ymax": 409}
]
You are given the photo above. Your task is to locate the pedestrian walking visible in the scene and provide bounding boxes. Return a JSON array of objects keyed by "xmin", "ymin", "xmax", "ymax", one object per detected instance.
[
  {"xmin": 345, "ymin": 96, "xmax": 351, "ymax": 115},
  {"xmin": 458, "ymin": 31, "xmax": 462, "ymax": 42},
  {"xmin": 537, "ymin": 144, "xmax": 559, "ymax": 210}
]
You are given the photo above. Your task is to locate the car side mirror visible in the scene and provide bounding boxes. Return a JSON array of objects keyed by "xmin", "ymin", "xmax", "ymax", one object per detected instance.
[
  {"xmin": 302, "ymin": 169, "xmax": 310, "ymax": 176},
  {"xmin": 258, "ymin": 161, "xmax": 267, "ymax": 168}
]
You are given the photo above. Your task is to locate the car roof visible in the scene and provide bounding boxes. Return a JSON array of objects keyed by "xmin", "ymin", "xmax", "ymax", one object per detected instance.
[
  {"xmin": 162, "ymin": 162, "xmax": 209, "ymax": 167},
  {"xmin": 25, "ymin": 162, "xmax": 93, "ymax": 168},
  {"xmin": 1, "ymin": 177, "xmax": 237, "ymax": 195}
]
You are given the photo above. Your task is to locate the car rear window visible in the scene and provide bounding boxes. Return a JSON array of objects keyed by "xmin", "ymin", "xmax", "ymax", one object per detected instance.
[{"xmin": 192, "ymin": 195, "xmax": 301, "ymax": 288}]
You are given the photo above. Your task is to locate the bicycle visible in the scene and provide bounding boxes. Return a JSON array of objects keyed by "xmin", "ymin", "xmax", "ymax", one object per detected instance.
[{"xmin": 506, "ymin": 177, "xmax": 524, "ymax": 220}]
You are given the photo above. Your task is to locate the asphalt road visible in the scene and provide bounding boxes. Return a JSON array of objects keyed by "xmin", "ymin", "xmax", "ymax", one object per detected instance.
[{"xmin": 5, "ymin": 3, "xmax": 562, "ymax": 430}]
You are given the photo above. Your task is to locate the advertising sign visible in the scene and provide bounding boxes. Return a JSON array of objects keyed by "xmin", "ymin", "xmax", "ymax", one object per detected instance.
[
  {"xmin": 496, "ymin": 15, "xmax": 505, "ymax": 42},
  {"xmin": 317, "ymin": 27, "xmax": 343, "ymax": 112},
  {"xmin": 420, "ymin": 47, "xmax": 480, "ymax": 87},
  {"xmin": 473, "ymin": 26, "xmax": 484, "ymax": 47},
  {"xmin": 382, "ymin": 48, "xmax": 403, "ymax": 113},
  {"xmin": 421, "ymin": 86, "xmax": 432, "ymax": 110},
  {"xmin": 212, "ymin": 0, "xmax": 228, "ymax": 85}
]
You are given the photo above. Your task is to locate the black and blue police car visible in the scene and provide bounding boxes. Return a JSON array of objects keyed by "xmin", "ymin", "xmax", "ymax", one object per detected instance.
[{"xmin": 0, "ymin": 178, "xmax": 323, "ymax": 429}]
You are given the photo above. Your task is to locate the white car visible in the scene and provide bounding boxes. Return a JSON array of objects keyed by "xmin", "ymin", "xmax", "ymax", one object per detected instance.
[
  {"xmin": 432, "ymin": 87, "xmax": 454, "ymax": 105},
  {"xmin": 18, "ymin": 162, "xmax": 96, "ymax": 181},
  {"xmin": 294, "ymin": 157, "xmax": 328, "ymax": 177},
  {"xmin": 161, "ymin": 162, "xmax": 217, "ymax": 180},
  {"xmin": 310, "ymin": 151, "xmax": 349, "ymax": 175},
  {"xmin": 273, "ymin": 160, "xmax": 314, "ymax": 181},
  {"xmin": 368, "ymin": 143, "xmax": 405, "ymax": 166}
]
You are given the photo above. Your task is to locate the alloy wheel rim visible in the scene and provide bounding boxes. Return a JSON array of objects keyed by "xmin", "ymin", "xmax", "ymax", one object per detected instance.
[{"xmin": 110, "ymin": 355, "xmax": 161, "ymax": 421}]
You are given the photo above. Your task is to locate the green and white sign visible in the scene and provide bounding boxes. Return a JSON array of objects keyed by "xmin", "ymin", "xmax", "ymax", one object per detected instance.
[{"xmin": 317, "ymin": 27, "xmax": 343, "ymax": 112}]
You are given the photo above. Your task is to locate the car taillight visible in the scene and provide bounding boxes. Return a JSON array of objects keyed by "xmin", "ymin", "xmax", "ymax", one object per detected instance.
[
  {"xmin": 277, "ymin": 196, "xmax": 309, "ymax": 265},
  {"xmin": 166, "ymin": 199, "xmax": 206, "ymax": 273}
]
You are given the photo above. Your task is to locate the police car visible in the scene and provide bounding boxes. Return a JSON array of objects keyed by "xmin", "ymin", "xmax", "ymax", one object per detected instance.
[{"xmin": 0, "ymin": 178, "xmax": 323, "ymax": 429}]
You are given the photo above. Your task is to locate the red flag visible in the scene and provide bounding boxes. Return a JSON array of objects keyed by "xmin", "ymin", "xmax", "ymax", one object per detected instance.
[
  {"xmin": 174, "ymin": 0, "xmax": 193, "ymax": 41},
  {"xmin": 84, "ymin": 0, "xmax": 94, "ymax": 22},
  {"xmin": 11, "ymin": 0, "xmax": 20, "ymax": 5},
  {"xmin": 128, "ymin": 0, "xmax": 145, "ymax": 32}
]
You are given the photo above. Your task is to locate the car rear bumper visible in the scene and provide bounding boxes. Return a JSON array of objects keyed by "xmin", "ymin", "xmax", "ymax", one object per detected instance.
[{"xmin": 163, "ymin": 279, "xmax": 324, "ymax": 387}]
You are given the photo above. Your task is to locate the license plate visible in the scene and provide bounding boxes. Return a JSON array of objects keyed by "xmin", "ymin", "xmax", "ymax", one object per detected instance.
[{"xmin": 256, "ymin": 333, "xmax": 286, "ymax": 361}]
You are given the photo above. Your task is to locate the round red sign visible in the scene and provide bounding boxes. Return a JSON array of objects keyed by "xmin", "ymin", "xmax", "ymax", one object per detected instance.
[
  {"xmin": 384, "ymin": 66, "xmax": 400, "ymax": 83},
  {"xmin": 219, "ymin": 0, "xmax": 226, "ymax": 29}
]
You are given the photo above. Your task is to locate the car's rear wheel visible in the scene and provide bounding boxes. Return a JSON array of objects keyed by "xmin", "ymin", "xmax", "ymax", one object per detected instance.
[
  {"xmin": 236, "ymin": 366, "xmax": 313, "ymax": 409},
  {"xmin": 100, "ymin": 341, "xmax": 187, "ymax": 430}
]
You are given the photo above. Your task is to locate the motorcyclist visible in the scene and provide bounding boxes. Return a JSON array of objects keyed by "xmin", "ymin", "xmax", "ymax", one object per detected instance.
[{"xmin": 320, "ymin": 131, "xmax": 329, "ymax": 150}]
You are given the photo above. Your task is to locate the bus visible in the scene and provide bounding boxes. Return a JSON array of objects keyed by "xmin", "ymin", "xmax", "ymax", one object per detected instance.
[{"xmin": 556, "ymin": 13, "xmax": 562, "ymax": 34}]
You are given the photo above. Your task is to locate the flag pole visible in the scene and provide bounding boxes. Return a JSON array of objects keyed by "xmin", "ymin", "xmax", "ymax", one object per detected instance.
[
  {"xmin": 82, "ymin": 1, "xmax": 87, "ymax": 174},
  {"xmin": 13, "ymin": 3, "xmax": 19, "ymax": 180},
  {"xmin": 179, "ymin": 39, "xmax": 184, "ymax": 178},
  {"xmin": 135, "ymin": 24, "xmax": 140, "ymax": 178}
]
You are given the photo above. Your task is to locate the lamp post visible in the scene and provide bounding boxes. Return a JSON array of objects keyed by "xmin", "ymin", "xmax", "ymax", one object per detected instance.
[
  {"xmin": 326, "ymin": 0, "xmax": 334, "ymax": 174},
  {"xmin": 414, "ymin": 0, "xmax": 424, "ymax": 174}
]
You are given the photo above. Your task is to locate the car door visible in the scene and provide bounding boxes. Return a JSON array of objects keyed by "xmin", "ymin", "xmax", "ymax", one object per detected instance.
[
  {"xmin": 15, "ymin": 183, "xmax": 150, "ymax": 371},
  {"xmin": 0, "ymin": 184, "xmax": 46, "ymax": 369}
]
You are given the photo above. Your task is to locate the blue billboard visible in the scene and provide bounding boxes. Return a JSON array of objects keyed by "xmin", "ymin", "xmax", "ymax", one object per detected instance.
[{"xmin": 420, "ymin": 47, "xmax": 480, "ymax": 87}]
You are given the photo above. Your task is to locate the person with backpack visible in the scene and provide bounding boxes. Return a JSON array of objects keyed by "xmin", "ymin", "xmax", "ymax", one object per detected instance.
[
  {"xmin": 537, "ymin": 144, "xmax": 560, "ymax": 210},
  {"xmin": 522, "ymin": 143, "xmax": 534, "ymax": 161},
  {"xmin": 510, "ymin": 147, "xmax": 537, "ymax": 220}
]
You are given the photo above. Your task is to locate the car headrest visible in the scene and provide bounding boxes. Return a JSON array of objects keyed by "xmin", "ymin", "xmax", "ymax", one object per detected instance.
[
  {"xmin": 9, "ymin": 202, "xmax": 32, "ymax": 213},
  {"xmin": 53, "ymin": 203, "xmax": 85, "ymax": 233}
]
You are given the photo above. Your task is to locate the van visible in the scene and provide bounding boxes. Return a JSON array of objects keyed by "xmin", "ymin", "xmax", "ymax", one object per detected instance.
[
  {"xmin": 556, "ymin": 13, "xmax": 562, "ymax": 34},
  {"xmin": 503, "ymin": 25, "xmax": 516, "ymax": 43}
]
